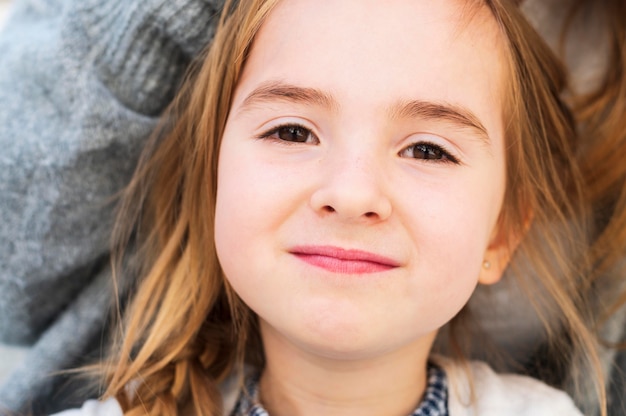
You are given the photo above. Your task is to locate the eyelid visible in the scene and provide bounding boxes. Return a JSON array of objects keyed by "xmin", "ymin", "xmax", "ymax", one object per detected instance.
[
  {"xmin": 254, "ymin": 116, "xmax": 318, "ymax": 136},
  {"xmin": 399, "ymin": 133, "xmax": 462, "ymax": 164}
]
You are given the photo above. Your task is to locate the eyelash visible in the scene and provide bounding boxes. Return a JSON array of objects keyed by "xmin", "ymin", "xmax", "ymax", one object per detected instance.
[
  {"xmin": 399, "ymin": 141, "xmax": 460, "ymax": 164},
  {"xmin": 256, "ymin": 123, "xmax": 319, "ymax": 144},
  {"xmin": 257, "ymin": 123, "xmax": 459, "ymax": 164}
]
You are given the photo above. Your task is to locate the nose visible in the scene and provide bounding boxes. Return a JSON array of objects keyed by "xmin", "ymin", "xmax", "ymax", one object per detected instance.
[{"xmin": 309, "ymin": 155, "xmax": 392, "ymax": 222}]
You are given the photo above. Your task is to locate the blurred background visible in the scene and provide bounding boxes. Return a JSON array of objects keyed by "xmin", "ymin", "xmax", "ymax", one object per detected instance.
[{"xmin": 0, "ymin": 0, "xmax": 28, "ymax": 385}]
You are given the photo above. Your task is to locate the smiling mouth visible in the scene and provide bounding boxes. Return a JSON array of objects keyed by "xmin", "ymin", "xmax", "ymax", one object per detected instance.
[{"xmin": 289, "ymin": 245, "xmax": 399, "ymax": 274}]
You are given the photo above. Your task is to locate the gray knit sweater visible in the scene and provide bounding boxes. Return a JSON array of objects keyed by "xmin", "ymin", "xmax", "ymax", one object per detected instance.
[{"xmin": 0, "ymin": 0, "xmax": 221, "ymax": 413}]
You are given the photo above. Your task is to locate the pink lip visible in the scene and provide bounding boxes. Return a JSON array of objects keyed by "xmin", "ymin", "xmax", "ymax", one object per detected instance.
[{"xmin": 289, "ymin": 245, "xmax": 400, "ymax": 274}]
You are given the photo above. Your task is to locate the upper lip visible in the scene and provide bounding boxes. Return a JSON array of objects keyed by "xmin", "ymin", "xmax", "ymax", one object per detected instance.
[{"xmin": 289, "ymin": 245, "xmax": 401, "ymax": 267}]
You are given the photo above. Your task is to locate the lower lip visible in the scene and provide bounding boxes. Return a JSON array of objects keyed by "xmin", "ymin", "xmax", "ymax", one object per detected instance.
[{"xmin": 293, "ymin": 253, "xmax": 396, "ymax": 274}]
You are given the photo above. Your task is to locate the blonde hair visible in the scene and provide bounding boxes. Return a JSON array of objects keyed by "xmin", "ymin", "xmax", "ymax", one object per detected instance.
[
  {"xmin": 566, "ymin": 0, "xmax": 626, "ymax": 320},
  {"xmin": 101, "ymin": 0, "xmax": 608, "ymax": 414}
]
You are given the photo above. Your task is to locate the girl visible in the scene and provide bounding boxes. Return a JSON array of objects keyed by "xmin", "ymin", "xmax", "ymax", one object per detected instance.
[{"xmin": 56, "ymin": 0, "xmax": 607, "ymax": 414}]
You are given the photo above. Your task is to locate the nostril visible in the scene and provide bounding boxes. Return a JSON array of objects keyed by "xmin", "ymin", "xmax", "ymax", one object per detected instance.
[{"xmin": 310, "ymin": 187, "xmax": 392, "ymax": 221}]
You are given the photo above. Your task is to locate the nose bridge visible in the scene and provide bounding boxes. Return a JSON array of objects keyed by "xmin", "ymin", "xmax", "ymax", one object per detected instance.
[
  {"xmin": 311, "ymin": 138, "xmax": 392, "ymax": 221},
  {"xmin": 335, "ymin": 150, "xmax": 379, "ymax": 190}
]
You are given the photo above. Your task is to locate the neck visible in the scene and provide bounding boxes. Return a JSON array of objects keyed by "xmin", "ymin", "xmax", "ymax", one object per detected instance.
[{"xmin": 258, "ymin": 322, "xmax": 436, "ymax": 416}]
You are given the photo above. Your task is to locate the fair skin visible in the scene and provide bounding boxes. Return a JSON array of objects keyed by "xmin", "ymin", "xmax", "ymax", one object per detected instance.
[{"xmin": 215, "ymin": 1, "xmax": 510, "ymax": 415}]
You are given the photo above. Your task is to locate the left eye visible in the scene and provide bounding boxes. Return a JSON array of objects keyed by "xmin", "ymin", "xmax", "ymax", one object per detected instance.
[
  {"xmin": 399, "ymin": 142, "xmax": 459, "ymax": 164},
  {"xmin": 258, "ymin": 124, "xmax": 319, "ymax": 144}
]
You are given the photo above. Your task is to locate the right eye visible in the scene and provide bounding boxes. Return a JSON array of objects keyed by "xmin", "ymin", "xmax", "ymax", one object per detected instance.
[{"xmin": 258, "ymin": 124, "xmax": 319, "ymax": 144}]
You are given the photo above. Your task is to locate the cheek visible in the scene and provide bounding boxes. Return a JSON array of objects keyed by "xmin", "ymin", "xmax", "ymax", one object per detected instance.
[
  {"xmin": 401, "ymin": 171, "xmax": 502, "ymax": 250},
  {"xmin": 215, "ymin": 133, "xmax": 277, "ymax": 236},
  {"xmin": 213, "ymin": 132, "xmax": 308, "ymax": 290},
  {"xmin": 214, "ymin": 135, "xmax": 253, "ymax": 281},
  {"xmin": 394, "ymin": 209, "xmax": 492, "ymax": 332},
  {"xmin": 214, "ymin": 164, "xmax": 249, "ymax": 262},
  {"xmin": 398, "ymin": 169, "xmax": 504, "ymax": 289},
  {"xmin": 214, "ymin": 154, "xmax": 273, "ymax": 315}
]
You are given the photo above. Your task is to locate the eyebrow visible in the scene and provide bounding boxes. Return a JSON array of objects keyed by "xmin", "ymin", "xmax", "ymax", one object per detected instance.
[
  {"xmin": 389, "ymin": 99, "xmax": 491, "ymax": 145},
  {"xmin": 238, "ymin": 81, "xmax": 490, "ymax": 144},
  {"xmin": 240, "ymin": 81, "xmax": 338, "ymax": 112}
]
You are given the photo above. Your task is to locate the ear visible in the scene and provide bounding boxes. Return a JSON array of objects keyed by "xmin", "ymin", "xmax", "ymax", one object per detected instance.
[{"xmin": 478, "ymin": 221, "xmax": 527, "ymax": 286}]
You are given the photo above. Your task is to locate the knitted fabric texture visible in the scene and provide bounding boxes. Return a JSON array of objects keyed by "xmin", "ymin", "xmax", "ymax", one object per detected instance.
[{"xmin": 0, "ymin": 0, "xmax": 222, "ymax": 413}]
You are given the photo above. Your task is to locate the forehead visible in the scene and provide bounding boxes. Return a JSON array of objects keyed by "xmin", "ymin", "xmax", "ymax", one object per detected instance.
[{"xmin": 234, "ymin": 0, "xmax": 507, "ymax": 143}]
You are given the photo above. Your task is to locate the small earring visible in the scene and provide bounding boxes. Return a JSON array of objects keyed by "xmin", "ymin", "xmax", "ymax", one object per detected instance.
[{"xmin": 483, "ymin": 260, "xmax": 491, "ymax": 269}]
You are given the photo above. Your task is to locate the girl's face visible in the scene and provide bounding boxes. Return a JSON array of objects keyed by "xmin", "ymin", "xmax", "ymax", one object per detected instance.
[{"xmin": 216, "ymin": 0, "xmax": 508, "ymax": 360}]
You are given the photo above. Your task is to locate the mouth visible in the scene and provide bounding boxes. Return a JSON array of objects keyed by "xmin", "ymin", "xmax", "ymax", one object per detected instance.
[{"xmin": 289, "ymin": 245, "xmax": 400, "ymax": 274}]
